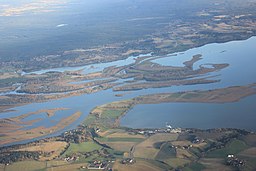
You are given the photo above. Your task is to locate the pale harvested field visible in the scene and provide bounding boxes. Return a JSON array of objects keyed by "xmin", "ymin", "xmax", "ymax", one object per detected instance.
[
  {"xmin": 98, "ymin": 128, "xmax": 124, "ymax": 136},
  {"xmin": 105, "ymin": 141, "xmax": 138, "ymax": 152},
  {"xmin": 16, "ymin": 141, "xmax": 67, "ymax": 153},
  {"xmin": 134, "ymin": 133, "xmax": 178, "ymax": 159},
  {"xmin": 16, "ymin": 141, "xmax": 68, "ymax": 160},
  {"xmin": 0, "ymin": 164, "xmax": 5, "ymax": 171},
  {"xmin": 46, "ymin": 163, "xmax": 86, "ymax": 171},
  {"xmin": 107, "ymin": 132, "xmax": 145, "ymax": 139},
  {"xmin": 193, "ymin": 142, "xmax": 207, "ymax": 148},
  {"xmin": 5, "ymin": 161, "xmax": 46, "ymax": 171},
  {"xmin": 113, "ymin": 159, "xmax": 164, "ymax": 171},
  {"xmin": 171, "ymin": 140, "xmax": 191, "ymax": 146},
  {"xmin": 239, "ymin": 147, "xmax": 256, "ymax": 157},
  {"xmin": 46, "ymin": 160, "xmax": 68, "ymax": 168}
]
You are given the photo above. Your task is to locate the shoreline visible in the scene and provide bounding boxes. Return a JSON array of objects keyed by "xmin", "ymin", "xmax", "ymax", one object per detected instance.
[
  {"xmin": 1, "ymin": 83, "xmax": 255, "ymax": 147},
  {"xmin": 1, "ymin": 36, "xmax": 255, "ymax": 115},
  {"xmin": 83, "ymin": 84, "xmax": 256, "ymax": 130}
]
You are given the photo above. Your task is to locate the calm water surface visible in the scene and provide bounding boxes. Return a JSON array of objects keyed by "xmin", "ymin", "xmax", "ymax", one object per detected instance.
[
  {"xmin": 121, "ymin": 95, "xmax": 256, "ymax": 131},
  {"xmin": 121, "ymin": 37, "xmax": 256, "ymax": 130}
]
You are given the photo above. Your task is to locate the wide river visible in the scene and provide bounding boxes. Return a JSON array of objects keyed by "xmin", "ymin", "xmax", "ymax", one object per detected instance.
[{"xmin": 1, "ymin": 37, "xmax": 256, "ymax": 146}]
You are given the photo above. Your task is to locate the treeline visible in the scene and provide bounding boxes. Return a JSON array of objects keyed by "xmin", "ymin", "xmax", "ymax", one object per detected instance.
[{"xmin": 0, "ymin": 151, "xmax": 40, "ymax": 164}]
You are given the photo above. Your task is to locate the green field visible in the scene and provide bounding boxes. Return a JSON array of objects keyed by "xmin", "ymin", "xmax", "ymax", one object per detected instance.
[
  {"xmin": 164, "ymin": 158, "xmax": 190, "ymax": 168},
  {"xmin": 102, "ymin": 109, "xmax": 126, "ymax": 118},
  {"xmin": 83, "ymin": 101, "xmax": 132, "ymax": 131},
  {"xmin": 62, "ymin": 141, "xmax": 102, "ymax": 156},
  {"xmin": 207, "ymin": 139, "xmax": 248, "ymax": 158},
  {"xmin": 97, "ymin": 137, "xmax": 144, "ymax": 142},
  {"xmin": 5, "ymin": 161, "xmax": 46, "ymax": 171},
  {"xmin": 182, "ymin": 93, "xmax": 203, "ymax": 99},
  {"xmin": 82, "ymin": 114, "xmax": 96, "ymax": 126},
  {"xmin": 183, "ymin": 162, "xmax": 206, "ymax": 171},
  {"xmin": 155, "ymin": 142, "xmax": 176, "ymax": 160},
  {"xmin": 168, "ymin": 93, "xmax": 183, "ymax": 99}
]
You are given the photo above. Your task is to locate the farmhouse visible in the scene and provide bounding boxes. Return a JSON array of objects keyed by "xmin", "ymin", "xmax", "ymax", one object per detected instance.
[{"xmin": 87, "ymin": 161, "xmax": 108, "ymax": 170}]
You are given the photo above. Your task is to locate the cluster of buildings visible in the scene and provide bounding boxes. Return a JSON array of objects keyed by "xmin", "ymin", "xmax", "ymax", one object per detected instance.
[
  {"xmin": 87, "ymin": 160, "xmax": 113, "ymax": 170},
  {"xmin": 192, "ymin": 136, "xmax": 205, "ymax": 144},
  {"xmin": 64, "ymin": 156, "xmax": 79, "ymax": 162},
  {"xmin": 129, "ymin": 127, "xmax": 182, "ymax": 136},
  {"xmin": 226, "ymin": 155, "xmax": 245, "ymax": 167},
  {"xmin": 120, "ymin": 158, "xmax": 135, "ymax": 165},
  {"xmin": 63, "ymin": 148, "xmax": 115, "ymax": 169}
]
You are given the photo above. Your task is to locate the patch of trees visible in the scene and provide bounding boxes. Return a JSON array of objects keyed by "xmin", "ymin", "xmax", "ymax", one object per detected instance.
[
  {"xmin": 61, "ymin": 126, "xmax": 90, "ymax": 143},
  {"xmin": 204, "ymin": 130, "xmax": 245, "ymax": 154},
  {"xmin": 0, "ymin": 151, "xmax": 40, "ymax": 164}
]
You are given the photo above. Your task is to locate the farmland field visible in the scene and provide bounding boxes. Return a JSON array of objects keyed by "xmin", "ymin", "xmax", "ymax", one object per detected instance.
[
  {"xmin": 62, "ymin": 141, "xmax": 101, "ymax": 156},
  {"xmin": 134, "ymin": 133, "xmax": 178, "ymax": 159},
  {"xmin": 113, "ymin": 159, "xmax": 165, "ymax": 171},
  {"xmin": 207, "ymin": 139, "xmax": 248, "ymax": 158},
  {"xmin": 164, "ymin": 158, "xmax": 190, "ymax": 168},
  {"xmin": 16, "ymin": 141, "xmax": 68, "ymax": 161},
  {"xmin": 5, "ymin": 161, "xmax": 46, "ymax": 171}
]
